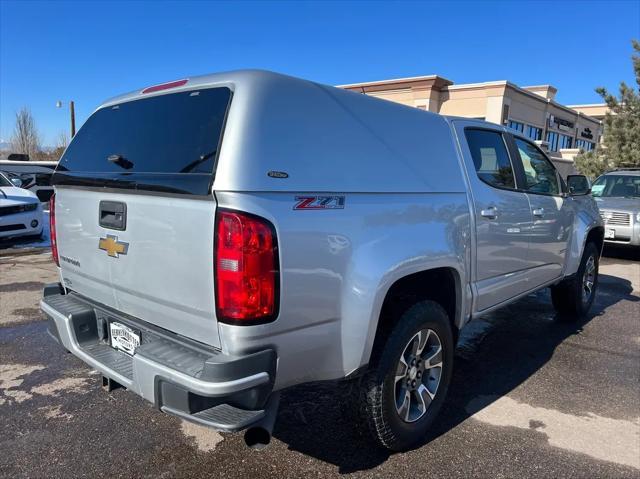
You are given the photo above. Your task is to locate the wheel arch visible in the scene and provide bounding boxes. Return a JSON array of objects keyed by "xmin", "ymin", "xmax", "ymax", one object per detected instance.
[
  {"xmin": 366, "ymin": 266, "xmax": 462, "ymax": 367},
  {"xmin": 586, "ymin": 226, "xmax": 605, "ymax": 256},
  {"xmin": 564, "ymin": 197, "xmax": 604, "ymax": 277}
]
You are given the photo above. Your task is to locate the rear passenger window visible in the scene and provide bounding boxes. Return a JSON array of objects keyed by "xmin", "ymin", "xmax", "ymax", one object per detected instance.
[
  {"xmin": 465, "ymin": 129, "xmax": 515, "ymax": 189},
  {"xmin": 515, "ymin": 138, "xmax": 560, "ymax": 195}
]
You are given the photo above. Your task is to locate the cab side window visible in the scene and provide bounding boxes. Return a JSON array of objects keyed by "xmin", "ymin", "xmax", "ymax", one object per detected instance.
[
  {"xmin": 515, "ymin": 138, "xmax": 560, "ymax": 195},
  {"xmin": 465, "ymin": 129, "xmax": 515, "ymax": 189}
]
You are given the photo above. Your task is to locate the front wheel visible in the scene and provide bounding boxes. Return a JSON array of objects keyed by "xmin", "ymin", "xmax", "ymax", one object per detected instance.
[
  {"xmin": 359, "ymin": 300, "xmax": 454, "ymax": 451},
  {"xmin": 551, "ymin": 241, "xmax": 599, "ymax": 321}
]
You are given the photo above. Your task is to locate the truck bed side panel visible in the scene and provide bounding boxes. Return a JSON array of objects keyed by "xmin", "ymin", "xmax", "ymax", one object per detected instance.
[{"xmin": 214, "ymin": 191, "xmax": 470, "ymax": 389}]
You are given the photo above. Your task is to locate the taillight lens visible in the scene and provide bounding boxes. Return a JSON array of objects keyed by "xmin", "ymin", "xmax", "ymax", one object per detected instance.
[
  {"xmin": 49, "ymin": 193, "xmax": 59, "ymax": 266},
  {"xmin": 215, "ymin": 210, "xmax": 279, "ymax": 324}
]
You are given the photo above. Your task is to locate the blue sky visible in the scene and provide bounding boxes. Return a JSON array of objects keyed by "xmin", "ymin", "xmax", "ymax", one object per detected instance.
[{"xmin": 1, "ymin": 0, "xmax": 638, "ymax": 146}]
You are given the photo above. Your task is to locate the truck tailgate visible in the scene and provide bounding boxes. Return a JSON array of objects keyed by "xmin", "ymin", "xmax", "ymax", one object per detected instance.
[{"xmin": 56, "ymin": 188, "xmax": 220, "ymax": 348}]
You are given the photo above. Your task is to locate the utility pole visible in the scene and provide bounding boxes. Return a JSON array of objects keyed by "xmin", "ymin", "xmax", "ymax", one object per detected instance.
[
  {"xmin": 70, "ymin": 100, "xmax": 76, "ymax": 137},
  {"xmin": 56, "ymin": 100, "xmax": 76, "ymax": 138}
]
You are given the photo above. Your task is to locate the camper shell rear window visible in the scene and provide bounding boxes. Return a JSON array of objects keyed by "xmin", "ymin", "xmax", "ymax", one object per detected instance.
[{"xmin": 54, "ymin": 87, "xmax": 231, "ymax": 195}]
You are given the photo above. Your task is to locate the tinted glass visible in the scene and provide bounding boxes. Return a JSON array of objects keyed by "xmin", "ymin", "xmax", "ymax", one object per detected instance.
[
  {"xmin": 35, "ymin": 173, "xmax": 53, "ymax": 186},
  {"xmin": 526, "ymin": 125, "xmax": 542, "ymax": 141},
  {"xmin": 0, "ymin": 174, "xmax": 12, "ymax": 187},
  {"xmin": 507, "ymin": 120, "xmax": 524, "ymax": 132},
  {"xmin": 546, "ymin": 131, "xmax": 559, "ymax": 152},
  {"xmin": 515, "ymin": 138, "xmax": 560, "ymax": 195},
  {"xmin": 592, "ymin": 174, "xmax": 640, "ymax": 198},
  {"xmin": 559, "ymin": 134, "xmax": 573, "ymax": 149},
  {"xmin": 59, "ymin": 88, "xmax": 231, "ymax": 175},
  {"xmin": 465, "ymin": 129, "xmax": 515, "ymax": 189},
  {"xmin": 576, "ymin": 139, "xmax": 594, "ymax": 151}
]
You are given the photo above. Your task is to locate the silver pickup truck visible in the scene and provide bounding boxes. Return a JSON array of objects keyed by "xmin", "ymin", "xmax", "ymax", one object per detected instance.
[{"xmin": 41, "ymin": 70, "xmax": 604, "ymax": 451}]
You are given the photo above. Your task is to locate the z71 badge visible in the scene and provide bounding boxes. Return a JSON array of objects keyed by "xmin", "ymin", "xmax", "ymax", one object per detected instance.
[{"xmin": 294, "ymin": 196, "xmax": 345, "ymax": 210}]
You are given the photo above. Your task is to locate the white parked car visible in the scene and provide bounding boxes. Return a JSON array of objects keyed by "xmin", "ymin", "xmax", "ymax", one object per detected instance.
[
  {"xmin": 0, "ymin": 160, "xmax": 58, "ymax": 203},
  {"xmin": 0, "ymin": 172, "xmax": 44, "ymax": 239}
]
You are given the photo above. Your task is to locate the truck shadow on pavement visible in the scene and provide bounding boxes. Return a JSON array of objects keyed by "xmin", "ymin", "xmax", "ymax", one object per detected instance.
[
  {"xmin": 272, "ymin": 272, "xmax": 638, "ymax": 474},
  {"xmin": 602, "ymin": 244, "xmax": 640, "ymax": 262}
]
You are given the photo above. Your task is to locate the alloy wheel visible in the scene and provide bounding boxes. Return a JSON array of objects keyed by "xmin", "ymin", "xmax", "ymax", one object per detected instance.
[
  {"xmin": 394, "ymin": 329, "xmax": 443, "ymax": 423},
  {"xmin": 582, "ymin": 255, "xmax": 596, "ymax": 304}
]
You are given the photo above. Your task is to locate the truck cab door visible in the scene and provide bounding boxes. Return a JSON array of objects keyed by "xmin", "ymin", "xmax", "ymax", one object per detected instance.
[
  {"xmin": 452, "ymin": 121, "xmax": 534, "ymax": 313},
  {"xmin": 508, "ymin": 135, "xmax": 573, "ymax": 286}
]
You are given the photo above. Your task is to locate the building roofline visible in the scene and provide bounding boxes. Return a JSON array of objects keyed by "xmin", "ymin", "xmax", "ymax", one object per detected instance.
[
  {"xmin": 522, "ymin": 84, "xmax": 558, "ymax": 92},
  {"xmin": 546, "ymin": 98, "xmax": 602, "ymax": 125},
  {"xmin": 566, "ymin": 103, "xmax": 608, "ymax": 108},
  {"xmin": 338, "ymin": 74, "xmax": 603, "ymax": 126},
  {"xmin": 444, "ymin": 80, "xmax": 511, "ymax": 90},
  {"xmin": 505, "ymin": 84, "xmax": 602, "ymax": 125},
  {"xmin": 336, "ymin": 74, "xmax": 451, "ymax": 88},
  {"xmin": 446, "ymin": 81, "xmax": 602, "ymax": 125}
]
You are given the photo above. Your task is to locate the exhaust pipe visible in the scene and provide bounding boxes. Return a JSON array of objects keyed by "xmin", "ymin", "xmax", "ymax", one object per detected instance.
[{"xmin": 244, "ymin": 392, "xmax": 280, "ymax": 450}]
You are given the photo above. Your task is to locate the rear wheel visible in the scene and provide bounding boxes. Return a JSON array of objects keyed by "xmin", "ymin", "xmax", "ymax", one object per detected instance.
[
  {"xmin": 551, "ymin": 242, "xmax": 599, "ymax": 321},
  {"xmin": 359, "ymin": 300, "xmax": 453, "ymax": 451}
]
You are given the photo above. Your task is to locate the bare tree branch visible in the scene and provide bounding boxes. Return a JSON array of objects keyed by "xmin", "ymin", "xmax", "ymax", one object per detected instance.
[
  {"xmin": 9, "ymin": 107, "xmax": 41, "ymax": 160},
  {"xmin": 56, "ymin": 130, "xmax": 69, "ymax": 149}
]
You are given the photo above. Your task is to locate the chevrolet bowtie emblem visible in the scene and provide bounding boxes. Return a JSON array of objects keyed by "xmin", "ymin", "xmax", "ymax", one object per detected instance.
[{"xmin": 98, "ymin": 235, "xmax": 129, "ymax": 258}]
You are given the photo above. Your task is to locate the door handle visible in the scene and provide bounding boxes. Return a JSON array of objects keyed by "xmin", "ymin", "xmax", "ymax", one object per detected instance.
[
  {"xmin": 480, "ymin": 206, "xmax": 498, "ymax": 219},
  {"xmin": 532, "ymin": 207, "xmax": 545, "ymax": 217},
  {"xmin": 99, "ymin": 201, "xmax": 127, "ymax": 230}
]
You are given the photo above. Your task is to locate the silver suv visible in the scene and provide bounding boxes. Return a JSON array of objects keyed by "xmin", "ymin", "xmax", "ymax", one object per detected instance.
[
  {"xmin": 591, "ymin": 169, "xmax": 640, "ymax": 247},
  {"xmin": 41, "ymin": 70, "xmax": 604, "ymax": 451}
]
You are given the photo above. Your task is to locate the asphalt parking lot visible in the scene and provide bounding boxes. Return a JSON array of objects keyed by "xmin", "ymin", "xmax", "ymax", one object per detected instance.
[{"xmin": 1, "ymin": 247, "xmax": 639, "ymax": 478}]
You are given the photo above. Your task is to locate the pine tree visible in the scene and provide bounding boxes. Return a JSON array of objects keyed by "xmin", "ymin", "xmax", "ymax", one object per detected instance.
[{"xmin": 575, "ymin": 40, "xmax": 640, "ymax": 178}]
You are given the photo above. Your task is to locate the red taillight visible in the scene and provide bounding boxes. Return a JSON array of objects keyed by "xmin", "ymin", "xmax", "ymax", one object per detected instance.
[
  {"xmin": 215, "ymin": 210, "xmax": 279, "ymax": 324},
  {"xmin": 141, "ymin": 79, "xmax": 188, "ymax": 94},
  {"xmin": 49, "ymin": 193, "xmax": 59, "ymax": 266}
]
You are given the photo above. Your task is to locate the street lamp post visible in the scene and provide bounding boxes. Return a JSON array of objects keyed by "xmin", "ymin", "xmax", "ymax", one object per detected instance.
[{"xmin": 56, "ymin": 100, "xmax": 76, "ymax": 137}]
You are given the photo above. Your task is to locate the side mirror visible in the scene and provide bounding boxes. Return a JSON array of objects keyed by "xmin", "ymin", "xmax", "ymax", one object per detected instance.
[
  {"xmin": 10, "ymin": 178, "xmax": 23, "ymax": 188},
  {"xmin": 567, "ymin": 175, "xmax": 591, "ymax": 196}
]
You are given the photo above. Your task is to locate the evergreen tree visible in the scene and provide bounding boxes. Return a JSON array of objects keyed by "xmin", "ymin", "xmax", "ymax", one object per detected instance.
[{"xmin": 575, "ymin": 40, "xmax": 640, "ymax": 178}]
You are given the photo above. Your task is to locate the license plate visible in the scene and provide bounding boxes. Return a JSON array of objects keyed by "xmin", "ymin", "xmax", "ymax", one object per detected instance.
[
  {"xmin": 110, "ymin": 321, "xmax": 140, "ymax": 355},
  {"xmin": 605, "ymin": 228, "xmax": 616, "ymax": 239}
]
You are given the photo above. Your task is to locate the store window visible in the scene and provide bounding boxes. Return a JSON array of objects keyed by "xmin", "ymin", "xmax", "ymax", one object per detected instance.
[
  {"xmin": 558, "ymin": 134, "xmax": 573, "ymax": 149},
  {"xmin": 576, "ymin": 139, "xmax": 594, "ymax": 151},
  {"xmin": 507, "ymin": 120, "xmax": 524, "ymax": 132},
  {"xmin": 526, "ymin": 125, "xmax": 543, "ymax": 141},
  {"xmin": 546, "ymin": 131, "xmax": 559, "ymax": 152}
]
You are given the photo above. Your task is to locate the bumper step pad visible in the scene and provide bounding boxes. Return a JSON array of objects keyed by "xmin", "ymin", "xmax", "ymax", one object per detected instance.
[
  {"xmin": 43, "ymin": 294, "xmax": 135, "ymax": 380},
  {"xmin": 161, "ymin": 403, "xmax": 265, "ymax": 432},
  {"xmin": 83, "ymin": 343, "xmax": 134, "ymax": 380}
]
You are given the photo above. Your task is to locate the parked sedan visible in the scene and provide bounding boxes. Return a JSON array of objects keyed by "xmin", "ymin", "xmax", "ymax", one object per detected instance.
[
  {"xmin": 0, "ymin": 172, "xmax": 44, "ymax": 240},
  {"xmin": 592, "ymin": 169, "xmax": 640, "ymax": 247}
]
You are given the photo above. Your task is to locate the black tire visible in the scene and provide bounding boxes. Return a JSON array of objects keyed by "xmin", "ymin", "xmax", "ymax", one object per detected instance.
[
  {"xmin": 550, "ymin": 242, "xmax": 599, "ymax": 321},
  {"xmin": 359, "ymin": 300, "xmax": 454, "ymax": 451}
]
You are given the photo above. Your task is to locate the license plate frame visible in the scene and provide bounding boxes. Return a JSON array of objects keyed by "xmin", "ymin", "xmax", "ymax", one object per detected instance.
[
  {"xmin": 109, "ymin": 321, "xmax": 141, "ymax": 356},
  {"xmin": 605, "ymin": 228, "xmax": 616, "ymax": 239}
]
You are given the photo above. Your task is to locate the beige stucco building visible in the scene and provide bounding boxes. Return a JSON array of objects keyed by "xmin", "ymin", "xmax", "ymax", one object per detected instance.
[
  {"xmin": 339, "ymin": 76, "xmax": 604, "ymax": 177},
  {"xmin": 567, "ymin": 103, "xmax": 609, "ymax": 121}
]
